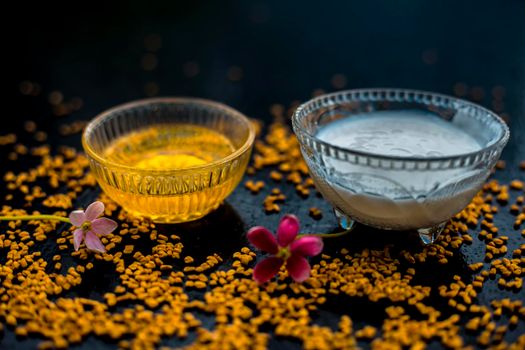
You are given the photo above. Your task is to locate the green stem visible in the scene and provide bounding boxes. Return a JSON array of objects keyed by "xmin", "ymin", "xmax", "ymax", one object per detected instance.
[
  {"xmin": 0, "ymin": 215, "xmax": 71, "ymax": 224},
  {"xmin": 299, "ymin": 226, "xmax": 355, "ymax": 239}
]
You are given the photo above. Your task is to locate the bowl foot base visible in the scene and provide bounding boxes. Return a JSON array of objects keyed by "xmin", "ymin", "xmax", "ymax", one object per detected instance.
[
  {"xmin": 332, "ymin": 208, "xmax": 446, "ymax": 245},
  {"xmin": 333, "ymin": 209, "xmax": 356, "ymax": 230},
  {"xmin": 417, "ymin": 223, "xmax": 446, "ymax": 245}
]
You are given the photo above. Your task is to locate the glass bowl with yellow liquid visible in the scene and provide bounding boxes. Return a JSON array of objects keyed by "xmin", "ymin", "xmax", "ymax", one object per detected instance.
[{"xmin": 82, "ymin": 98, "xmax": 255, "ymax": 223}]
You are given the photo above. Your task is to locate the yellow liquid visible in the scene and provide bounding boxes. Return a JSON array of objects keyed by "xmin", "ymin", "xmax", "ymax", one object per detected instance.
[{"xmin": 98, "ymin": 124, "xmax": 247, "ymax": 223}]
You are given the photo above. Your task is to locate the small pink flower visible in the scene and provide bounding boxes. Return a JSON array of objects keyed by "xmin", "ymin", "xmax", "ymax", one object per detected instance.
[
  {"xmin": 69, "ymin": 201, "xmax": 117, "ymax": 253},
  {"xmin": 247, "ymin": 214, "xmax": 323, "ymax": 284}
]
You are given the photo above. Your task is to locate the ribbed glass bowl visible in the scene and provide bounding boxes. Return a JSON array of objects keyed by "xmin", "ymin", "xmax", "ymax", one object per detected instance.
[
  {"xmin": 82, "ymin": 98, "xmax": 255, "ymax": 223},
  {"xmin": 292, "ymin": 89, "xmax": 509, "ymax": 243}
]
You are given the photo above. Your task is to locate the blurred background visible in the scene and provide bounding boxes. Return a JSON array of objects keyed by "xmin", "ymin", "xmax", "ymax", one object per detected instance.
[{"xmin": 4, "ymin": 0, "xmax": 525, "ymax": 157}]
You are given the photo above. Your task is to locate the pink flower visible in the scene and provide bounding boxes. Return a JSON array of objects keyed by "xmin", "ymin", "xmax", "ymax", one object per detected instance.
[
  {"xmin": 247, "ymin": 214, "xmax": 323, "ymax": 284},
  {"xmin": 69, "ymin": 201, "xmax": 117, "ymax": 253}
]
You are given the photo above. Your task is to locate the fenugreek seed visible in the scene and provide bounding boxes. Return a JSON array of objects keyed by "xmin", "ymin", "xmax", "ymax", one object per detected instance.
[
  {"xmin": 355, "ymin": 326, "xmax": 376, "ymax": 339},
  {"xmin": 270, "ymin": 171, "xmax": 283, "ymax": 181},
  {"xmin": 308, "ymin": 207, "xmax": 322, "ymax": 220},
  {"xmin": 510, "ymin": 180, "xmax": 524, "ymax": 190}
]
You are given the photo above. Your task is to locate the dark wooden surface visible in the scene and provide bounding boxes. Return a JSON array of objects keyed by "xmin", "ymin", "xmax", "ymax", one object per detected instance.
[{"xmin": 2, "ymin": 0, "xmax": 525, "ymax": 348}]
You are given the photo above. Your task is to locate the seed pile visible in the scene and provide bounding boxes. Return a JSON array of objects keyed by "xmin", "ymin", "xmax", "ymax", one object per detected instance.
[
  {"xmin": 245, "ymin": 109, "xmax": 316, "ymax": 214},
  {"xmin": 1, "ymin": 104, "xmax": 525, "ymax": 350}
]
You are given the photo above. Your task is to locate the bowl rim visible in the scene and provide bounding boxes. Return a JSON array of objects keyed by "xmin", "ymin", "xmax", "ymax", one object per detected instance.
[
  {"xmin": 292, "ymin": 88, "xmax": 510, "ymax": 163},
  {"xmin": 82, "ymin": 97, "xmax": 256, "ymax": 174}
]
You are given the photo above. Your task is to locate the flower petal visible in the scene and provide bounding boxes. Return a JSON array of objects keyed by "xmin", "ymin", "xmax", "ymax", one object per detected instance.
[
  {"xmin": 290, "ymin": 236, "xmax": 324, "ymax": 257},
  {"xmin": 253, "ymin": 257, "xmax": 283, "ymax": 284},
  {"xmin": 84, "ymin": 201, "xmax": 105, "ymax": 221},
  {"xmin": 69, "ymin": 210, "xmax": 86, "ymax": 227},
  {"xmin": 73, "ymin": 229, "xmax": 84, "ymax": 251},
  {"xmin": 277, "ymin": 214, "xmax": 300, "ymax": 247},
  {"xmin": 91, "ymin": 218, "xmax": 118, "ymax": 235},
  {"xmin": 286, "ymin": 254, "xmax": 311, "ymax": 282},
  {"xmin": 247, "ymin": 226, "xmax": 279, "ymax": 254},
  {"xmin": 84, "ymin": 231, "xmax": 106, "ymax": 253}
]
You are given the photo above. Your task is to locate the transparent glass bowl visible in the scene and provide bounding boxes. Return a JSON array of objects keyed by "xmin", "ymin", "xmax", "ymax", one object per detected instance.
[
  {"xmin": 292, "ymin": 89, "xmax": 509, "ymax": 243},
  {"xmin": 82, "ymin": 98, "xmax": 255, "ymax": 223}
]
